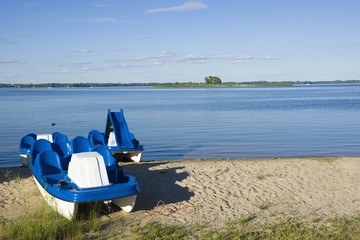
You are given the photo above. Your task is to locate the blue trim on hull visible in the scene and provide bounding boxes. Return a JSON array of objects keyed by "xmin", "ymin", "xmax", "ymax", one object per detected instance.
[{"xmin": 33, "ymin": 173, "xmax": 139, "ymax": 203}]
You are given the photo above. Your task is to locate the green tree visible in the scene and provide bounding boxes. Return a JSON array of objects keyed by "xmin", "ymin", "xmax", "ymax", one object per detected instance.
[{"xmin": 205, "ymin": 76, "xmax": 222, "ymax": 84}]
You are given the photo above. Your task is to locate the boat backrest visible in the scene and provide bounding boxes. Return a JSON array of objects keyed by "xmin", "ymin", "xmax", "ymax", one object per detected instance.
[
  {"xmin": 108, "ymin": 131, "xmax": 117, "ymax": 146},
  {"xmin": 95, "ymin": 145, "xmax": 127, "ymax": 184},
  {"xmin": 38, "ymin": 150, "xmax": 63, "ymax": 176},
  {"xmin": 52, "ymin": 141, "xmax": 72, "ymax": 171},
  {"xmin": 53, "ymin": 141, "xmax": 72, "ymax": 157},
  {"xmin": 88, "ymin": 130, "xmax": 106, "ymax": 147},
  {"xmin": 71, "ymin": 136, "xmax": 93, "ymax": 153},
  {"xmin": 53, "ymin": 132, "xmax": 68, "ymax": 143},
  {"xmin": 37, "ymin": 134, "xmax": 53, "ymax": 143},
  {"xmin": 95, "ymin": 145, "xmax": 116, "ymax": 167},
  {"xmin": 19, "ymin": 134, "xmax": 36, "ymax": 150},
  {"xmin": 31, "ymin": 139, "xmax": 52, "ymax": 166},
  {"xmin": 68, "ymin": 152, "xmax": 109, "ymax": 188}
]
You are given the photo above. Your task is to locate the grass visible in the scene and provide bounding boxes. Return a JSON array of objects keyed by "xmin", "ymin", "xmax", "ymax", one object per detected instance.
[
  {"xmin": 0, "ymin": 204, "xmax": 83, "ymax": 240},
  {"xmin": 2, "ymin": 204, "xmax": 360, "ymax": 240},
  {"xmin": 0, "ymin": 202, "xmax": 103, "ymax": 240},
  {"xmin": 128, "ymin": 216, "xmax": 360, "ymax": 240},
  {"xmin": 256, "ymin": 173, "xmax": 265, "ymax": 180},
  {"xmin": 1, "ymin": 169, "xmax": 13, "ymax": 182},
  {"xmin": 1, "ymin": 169, "xmax": 22, "ymax": 183}
]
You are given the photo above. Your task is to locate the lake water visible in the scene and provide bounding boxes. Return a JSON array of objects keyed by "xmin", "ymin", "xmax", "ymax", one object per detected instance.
[{"xmin": 1, "ymin": 84, "xmax": 360, "ymax": 168}]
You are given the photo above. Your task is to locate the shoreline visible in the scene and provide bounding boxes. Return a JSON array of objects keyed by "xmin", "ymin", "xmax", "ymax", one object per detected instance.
[{"xmin": 1, "ymin": 156, "xmax": 360, "ymax": 229}]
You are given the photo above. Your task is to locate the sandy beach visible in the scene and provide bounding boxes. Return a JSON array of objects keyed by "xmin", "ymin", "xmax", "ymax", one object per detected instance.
[{"xmin": 1, "ymin": 157, "xmax": 360, "ymax": 229}]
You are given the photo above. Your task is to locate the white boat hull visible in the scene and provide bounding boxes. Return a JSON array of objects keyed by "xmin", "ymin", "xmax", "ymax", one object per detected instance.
[
  {"xmin": 112, "ymin": 195, "xmax": 137, "ymax": 212},
  {"xmin": 127, "ymin": 151, "xmax": 142, "ymax": 163},
  {"xmin": 113, "ymin": 150, "xmax": 143, "ymax": 163},
  {"xmin": 33, "ymin": 177, "xmax": 78, "ymax": 220},
  {"xmin": 20, "ymin": 153, "xmax": 30, "ymax": 167},
  {"xmin": 34, "ymin": 176, "xmax": 137, "ymax": 219}
]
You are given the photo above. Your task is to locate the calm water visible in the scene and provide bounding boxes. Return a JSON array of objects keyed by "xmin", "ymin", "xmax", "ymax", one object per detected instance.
[{"xmin": 1, "ymin": 84, "xmax": 360, "ymax": 168}]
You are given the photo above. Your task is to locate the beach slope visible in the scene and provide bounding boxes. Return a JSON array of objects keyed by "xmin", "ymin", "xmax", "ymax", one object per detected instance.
[{"xmin": 1, "ymin": 157, "xmax": 360, "ymax": 228}]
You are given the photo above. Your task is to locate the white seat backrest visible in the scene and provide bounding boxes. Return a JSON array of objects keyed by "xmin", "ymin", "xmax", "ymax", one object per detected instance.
[
  {"xmin": 37, "ymin": 134, "xmax": 53, "ymax": 143},
  {"xmin": 108, "ymin": 132, "xmax": 117, "ymax": 147},
  {"xmin": 68, "ymin": 152, "xmax": 109, "ymax": 188}
]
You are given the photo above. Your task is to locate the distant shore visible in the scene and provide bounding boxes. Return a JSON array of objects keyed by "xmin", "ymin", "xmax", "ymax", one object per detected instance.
[
  {"xmin": 2, "ymin": 156, "xmax": 360, "ymax": 229},
  {"xmin": 1, "ymin": 80, "xmax": 360, "ymax": 89}
]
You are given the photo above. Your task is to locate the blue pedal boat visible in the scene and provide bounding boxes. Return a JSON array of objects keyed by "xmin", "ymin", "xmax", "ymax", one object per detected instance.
[
  {"xmin": 88, "ymin": 109, "xmax": 143, "ymax": 162},
  {"xmin": 19, "ymin": 109, "xmax": 143, "ymax": 165},
  {"xmin": 19, "ymin": 132, "xmax": 66, "ymax": 166},
  {"xmin": 28, "ymin": 136, "xmax": 139, "ymax": 220}
]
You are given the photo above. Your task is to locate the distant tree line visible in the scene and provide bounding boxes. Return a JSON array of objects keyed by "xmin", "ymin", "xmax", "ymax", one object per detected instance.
[
  {"xmin": 0, "ymin": 82, "xmax": 156, "ymax": 88},
  {"xmin": 1, "ymin": 79, "xmax": 360, "ymax": 88}
]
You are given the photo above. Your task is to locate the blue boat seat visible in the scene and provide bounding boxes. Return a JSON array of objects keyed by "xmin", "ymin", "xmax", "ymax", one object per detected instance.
[
  {"xmin": 51, "ymin": 132, "xmax": 72, "ymax": 171},
  {"xmin": 95, "ymin": 145, "xmax": 116, "ymax": 167},
  {"xmin": 19, "ymin": 133, "xmax": 36, "ymax": 150},
  {"xmin": 31, "ymin": 139, "xmax": 52, "ymax": 166},
  {"xmin": 71, "ymin": 136, "xmax": 93, "ymax": 153},
  {"xmin": 53, "ymin": 132, "xmax": 68, "ymax": 143},
  {"xmin": 38, "ymin": 150, "xmax": 66, "ymax": 185},
  {"xmin": 52, "ymin": 141, "xmax": 72, "ymax": 157},
  {"xmin": 52, "ymin": 141, "xmax": 72, "ymax": 171},
  {"xmin": 88, "ymin": 130, "xmax": 106, "ymax": 147},
  {"xmin": 95, "ymin": 145, "xmax": 127, "ymax": 184}
]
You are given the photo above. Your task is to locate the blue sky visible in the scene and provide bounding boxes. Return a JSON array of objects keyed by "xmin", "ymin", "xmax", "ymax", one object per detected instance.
[{"xmin": 1, "ymin": 0, "xmax": 360, "ymax": 84}]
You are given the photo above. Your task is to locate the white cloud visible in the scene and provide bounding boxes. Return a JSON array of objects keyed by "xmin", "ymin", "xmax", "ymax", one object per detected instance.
[
  {"xmin": 145, "ymin": 1, "xmax": 207, "ymax": 14},
  {"xmin": 137, "ymin": 35, "xmax": 153, "ymax": 40},
  {"xmin": 92, "ymin": 3, "xmax": 112, "ymax": 8},
  {"xmin": 73, "ymin": 49, "xmax": 96, "ymax": 53},
  {"xmin": 134, "ymin": 51, "xmax": 176, "ymax": 61},
  {"xmin": 107, "ymin": 51, "xmax": 282, "ymax": 70},
  {"xmin": 0, "ymin": 59, "xmax": 23, "ymax": 64},
  {"xmin": 115, "ymin": 62, "xmax": 164, "ymax": 69},
  {"xmin": 177, "ymin": 54, "xmax": 210, "ymax": 63},
  {"xmin": 230, "ymin": 54, "xmax": 282, "ymax": 63},
  {"xmin": 87, "ymin": 17, "xmax": 119, "ymax": 23},
  {"xmin": 262, "ymin": 56, "xmax": 282, "ymax": 60}
]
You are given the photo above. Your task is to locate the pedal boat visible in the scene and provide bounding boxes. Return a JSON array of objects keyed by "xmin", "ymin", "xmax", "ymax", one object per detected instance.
[
  {"xmin": 28, "ymin": 136, "xmax": 139, "ymax": 220},
  {"xmin": 88, "ymin": 109, "xmax": 143, "ymax": 162}
]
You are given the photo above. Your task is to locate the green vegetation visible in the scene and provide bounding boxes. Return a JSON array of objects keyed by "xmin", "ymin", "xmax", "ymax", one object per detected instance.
[
  {"xmin": 205, "ymin": 76, "xmax": 222, "ymax": 84},
  {"xmin": 0, "ymin": 169, "xmax": 13, "ymax": 182},
  {"xmin": 0, "ymin": 204, "xmax": 84, "ymax": 240},
  {"xmin": 153, "ymin": 81, "xmax": 295, "ymax": 88},
  {"xmin": 129, "ymin": 216, "xmax": 360, "ymax": 240},
  {"xmin": 2, "ymin": 204, "xmax": 360, "ymax": 240},
  {"xmin": 0, "ymin": 82, "xmax": 154, "ymax": 88},
  {"xmin": 0, "ymin": 203, "xmax": 101, "ymax": 240}
]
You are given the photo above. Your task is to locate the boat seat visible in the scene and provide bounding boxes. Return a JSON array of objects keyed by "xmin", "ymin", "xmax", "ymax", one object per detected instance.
[
  {"xmin": 71, "ymin": 136, "xmax": 93, "ymax": 153},
  {"xmin": 52, "ymin": 139, "xmax": 72, "ymax": 171},
  {"xmin": 38, "ymin": 150, "xmax": 66, "ymax": 185},
  {"xmin": 37, "ymin": 134, "xmax": 53, "ymax": 143},
  {"xmin": 52, "ymin": 141, "xmax": 72, "ymax": 157},
  {"xmin": 95, "ymin": 145, "xmax": 127, "ymax": 184},
  {"xmin": 108, "ymin": 132, "xmax": 117, "ymax": 147},
  {"xmin": 19, "ymin": 133, "xmax": 36, "ymax": 150},
  {"xmin": 95, "ymin": 145, "xmax": 116, "ymax": 167},
  {"xmin": 88, "ymin": 130, "xmax": 106, "ymax": 147},
  {"xmin": 31, "ymin": 139, "xmax": 52, "ymax": 166},
  {"xmin": 68, "ymin": 152, "xmax": 110, "ymax": 188},
  {"xmin": 53, "ymin": 132, "xmax": 68, "ymax": 143}
]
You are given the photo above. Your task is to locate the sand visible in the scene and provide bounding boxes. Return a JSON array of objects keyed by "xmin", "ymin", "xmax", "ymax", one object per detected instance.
[{"xmin": 1, "ymin": 157, "xmax": 360, "ymax": 228}]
